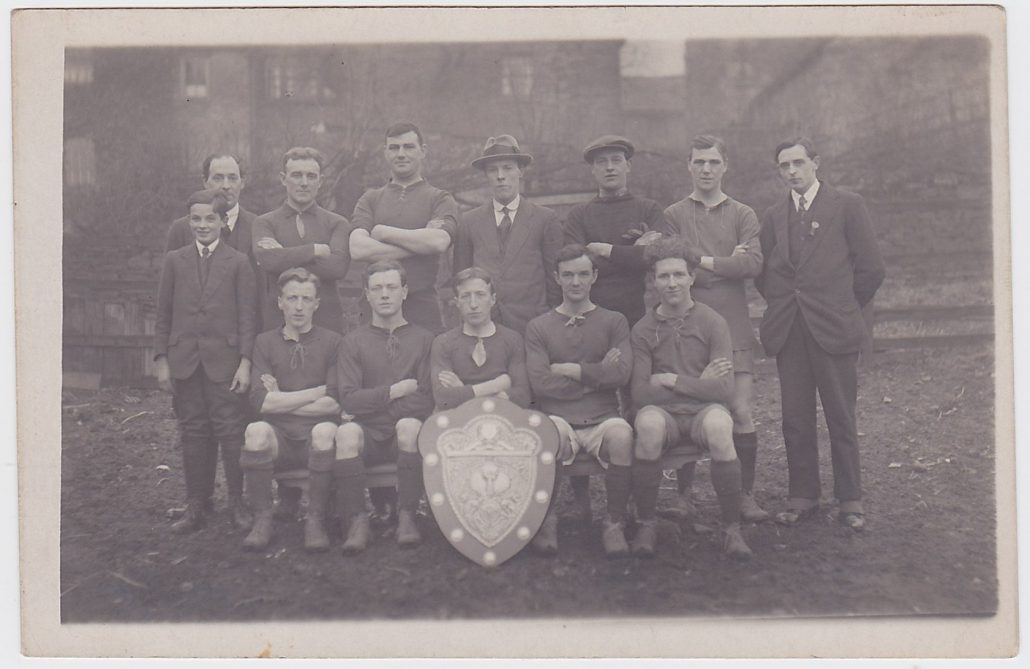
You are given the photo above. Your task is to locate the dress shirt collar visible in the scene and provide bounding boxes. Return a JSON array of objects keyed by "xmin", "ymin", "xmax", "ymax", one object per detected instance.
[
  {"xmin": 196, "ymin": 238, "xmax": 220, "ymax": 256},
  {"xmin": 225, "ymin": 203, "xmax": 240, "ymax": 232},
  {"xmin": 493, "ymin": 195, "xmax": 521, "ymax": 226},
  {"xmin": 791, "ymin": 180, "xmax": 821, "ymax": 211}
]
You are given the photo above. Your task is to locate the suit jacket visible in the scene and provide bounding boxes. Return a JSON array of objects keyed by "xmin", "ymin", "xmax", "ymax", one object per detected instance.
[
  {"xmin": 756, "ymin": 183, "xmax": 885, "ymax": 356},
  {"xmin": 166, "ymin": 207, "xmax": 264, "ymax": 331},
  {"xmin": 453, "ymin": 199, "xmax": 563, "ymax": 334},
  {"xmin": 154, "ymin": 242, "xmax": 258, "ymax": 382}
]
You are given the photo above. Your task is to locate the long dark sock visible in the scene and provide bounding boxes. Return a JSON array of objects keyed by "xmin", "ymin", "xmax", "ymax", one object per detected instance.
[
  {"xmin": 605, "ymin": 464, "xmax": 632, "ymax": 523},
  {"xmin": 333, "ymin": 457, "xmax": 367, "ymax": 522},
  {"xmin": 396, "ymin": 452, "xmax": 423, "ymax": 512},
  {"xmin": 307, "ymin": 450, "xmax": 335, "ymax": 515},
  {"xmin": 632, "ymin": 459, "xmax": 662, "ymax": 522},
  {"xmin": 239, "ymin": 446, "xmax": 275, "ymax": 512},
  {"xmin": 710, "ymin": 459, "xmax": 743, "ymax": 525},
  {"xmin": 733, "ymin": 432, "xmax": 758, "ymax": 494}
]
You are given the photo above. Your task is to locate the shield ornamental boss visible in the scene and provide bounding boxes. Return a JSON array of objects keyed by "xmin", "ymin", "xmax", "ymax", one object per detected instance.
[{"xmin": 419, "ymin": 397, "xmax": 558, "ymax": 567}]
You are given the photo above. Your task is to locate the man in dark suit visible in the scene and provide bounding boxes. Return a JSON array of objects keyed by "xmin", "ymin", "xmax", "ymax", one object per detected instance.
[
  {"xmin": 756, "ymin": 137, "xmax": 885, "ymax": 531},
  {"xmin": 155, "ymin": 189, "xmax": 258, "ymax": 533},
  {"xmin": 453, "ymin": 134, "xmax": 563, "ymax": 334},
  {"xmin": 165, "ymin": 154, "xmax": 263, "ymax": 523}
]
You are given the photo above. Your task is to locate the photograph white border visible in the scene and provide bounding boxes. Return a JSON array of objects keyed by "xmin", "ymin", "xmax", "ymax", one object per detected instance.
[{"xmin": 11, "ymin": 2, "xmax": 1016, "ymax": 661}]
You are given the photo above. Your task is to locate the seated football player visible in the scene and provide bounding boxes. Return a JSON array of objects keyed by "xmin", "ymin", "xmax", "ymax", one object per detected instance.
[
  {"xmin": 629, "ymin": 237, "xmax": 753, "ymax": 560},
  {"xmin": 430, "ymin": 267, "xmax": 531, "ymax": 412},
  {"xmin": 335, "ymin": 260, "xmax": 436, "ymax": 553},
  {"xmin": 240, "ymin": 268, "xmax": 343, "ymax": 552},
  {"xmin": 525, "ymin": 244, "xmax": 634, "ymax": 557}
]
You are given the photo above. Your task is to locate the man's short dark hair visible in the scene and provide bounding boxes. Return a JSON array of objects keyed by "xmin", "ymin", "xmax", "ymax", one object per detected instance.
[
  {"xmin": 554, "ymin": 243, "xmax": 598, "ymax": 272},
  {"xmin": 282, "ymin": 146, "xmax": 326, "ymax": 172},
  {"xmin": 644, "ymin": 236, "xmax": 700, "ymax": 274},
  {"xmin": 277, "ymin": 267, "xmax": 322, "ymax": 295},
  {"xmin": 453, "ymin": 267, "xmax": 495, "ymax": 295},
  {"xmin": 690, "ymin": 135, "xmax": 728, "ymax": 162},
  {"xmin": 773, "ymin": 137, "xmax": 819, "ymax": 163},
  {"xmin": 201, "ymin": 153, "xmax": 245, "ymax": 181},
  {"xmin": 186, "ymin": 188, "xmax": 230, "ymax": 219},
  {"xmin": 365, "ymin": 259, "xmax": 407, "ymax": 288},
  {"xmin": 385, "ymin": 122, "xmax": 424, "ymax": 146}
]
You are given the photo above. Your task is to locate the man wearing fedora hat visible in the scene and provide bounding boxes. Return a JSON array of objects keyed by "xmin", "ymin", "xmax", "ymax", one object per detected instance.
[
  {"xmin": 563, "ymin": 135, "xmax": 664, "ymax": 521},
  {"xmin": 453, "ymin": 134, "xmax": 563, "ymax": 334}
]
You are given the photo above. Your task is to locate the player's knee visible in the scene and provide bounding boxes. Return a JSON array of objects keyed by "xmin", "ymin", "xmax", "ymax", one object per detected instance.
[
  {"xmin": 244, "ymin": 422, "xmax": 274, "ymax": 450},
  {"xmin": 702, "ymin": 410, "xmax": 735, "ymax": 461},
  {"xmin": 395, "ymin": 418, "xmax": 422, "ymax": 453},
  {"xmin": 634, "ymin": 408, "xmax": 665, "ymax": 442},
  {"xmin": 310, "ymin": 422, "xmax": 337, "ymax": 452},
  {"xmin": 604, "ymin": 426, "xmax": 634, "ymax": 465},
  {"xmin": 335, "ymin": 423, "xmax": 364, "ymax": 459},
  {"xmin": 605, "ymin": 423, "xmax": 634, "ymax": 451}
]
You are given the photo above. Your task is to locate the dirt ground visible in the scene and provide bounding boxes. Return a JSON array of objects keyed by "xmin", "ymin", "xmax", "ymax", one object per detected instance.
[{"xmin": 58, "ymin": 341, "xmax": 997, "ymax": 623}]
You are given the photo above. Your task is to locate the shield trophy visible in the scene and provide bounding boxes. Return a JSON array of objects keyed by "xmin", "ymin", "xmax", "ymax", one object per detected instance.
[{"xmin": 419, "ymin": 397, "xmax": 559, "ymax": 567}]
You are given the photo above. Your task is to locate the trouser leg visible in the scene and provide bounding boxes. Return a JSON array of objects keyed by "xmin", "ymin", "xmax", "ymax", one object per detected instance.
[
  {"xmin": 776, "ymin": 316, "xmax": 821, "ymax": 501},
  {"xmin": 811, "ymin": 346, "xmax": 862, "ymax": 502}
]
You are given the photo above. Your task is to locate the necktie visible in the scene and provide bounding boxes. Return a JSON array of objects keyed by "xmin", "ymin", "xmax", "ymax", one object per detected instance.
[
  {"xmin": 472, "ymin": 337, "xmax": 487, "ymax": 367},
  {"xmin": 797, "ymin": 194, "xmax": 807, "ymax": 216},
  {"xmin": 200, "ymin": 246, "xmax": 211, "ymax": 286},
  {"xmin": 296, "ymin": 213, "xmax": 306, "ymax": 239},
  {"xmin": 498, "ymin": 207, "xmax": 513, "ymax": 252}
]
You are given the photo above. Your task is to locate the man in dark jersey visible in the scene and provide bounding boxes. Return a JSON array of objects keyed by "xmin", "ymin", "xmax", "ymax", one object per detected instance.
[
  {"xmin": 349, "ymin": 122, "xmax": 459, "ymax": 334},
  {"xmin": 239, "ymin": 268, "xmax": 343, "ymax": 552},
  {"xmin": 630, "ymin": 237, "xmax": 753, "ymax": 560},
  {"xmin": 563, "ymin": 134, "xmax": 664, "ymax": 517},
  {"xmin": 335, "ymin": 260, "xmax": 436, "ymax": 553},
  {"xmin": 252, "ymin": 147, "xmax": 352, "ymax": 333},
  {"xmin": 525, "ymin": 244, "xmax": 634, "ymax": 558}
]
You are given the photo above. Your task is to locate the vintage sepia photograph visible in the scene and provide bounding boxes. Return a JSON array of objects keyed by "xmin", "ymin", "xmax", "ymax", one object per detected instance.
[{"xmin": 13, "ymin": 3, "xmax": 1014, "ymax": 659}]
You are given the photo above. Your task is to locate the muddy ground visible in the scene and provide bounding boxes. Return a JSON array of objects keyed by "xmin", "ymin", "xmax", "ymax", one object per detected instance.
[{"xmin": 58, "ymin": 342, "xmax": 997, "ymax": 623}]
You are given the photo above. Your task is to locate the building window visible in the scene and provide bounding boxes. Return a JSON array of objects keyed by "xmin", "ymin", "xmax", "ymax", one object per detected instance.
[
  {"xmin": 266, "ymin": 56, "xmax": 335, "ymax": 101},
  {"xmin": 501, "ymin": 56, "xmax": 534, "ymax": 98},
  {"xmin": 65, "ymin": 50, "xmax": 94, "ymax": 85},
  {"xmin": 65, "ymin": 137, "xmax": 96, "ymax": 188},
  {"xmin": 181, "ymin": 56, "xmax": 210, "ymax": 99}
]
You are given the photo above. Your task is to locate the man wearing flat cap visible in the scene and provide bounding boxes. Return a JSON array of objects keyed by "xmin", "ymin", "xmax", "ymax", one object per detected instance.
[
  {"xmin": 563, "ymin": 135, "xmax": 665, "ymax": 520},
  {"xmin": 453, "ymin": 134, "xmax": 563, "ymax": 334},
  {"xmin": 564, "ymin": 135, "xmax": 664, "ymax": 328}
]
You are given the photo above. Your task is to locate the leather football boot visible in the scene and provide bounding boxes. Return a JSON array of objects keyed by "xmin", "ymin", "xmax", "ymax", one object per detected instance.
[
  {"xmin": 722, "ymin": 523, "xmax": 753, "ymax": 561},
  {"xmin": 630, "ymin": 519, "xmax": 658, "ymax": 558},
  {"xmin": 242, "ymin": 511, "xmax": 274, "ymax": 551},
  {"xmin": 601, "ymin": 518, "xmax": 630, "ymax": 558},
  {"xmin": 341, "ymin": 513, "xmax": 371, "ymax": 555},
  {"xmin": 396, "ymin": 509, "xmax": 422, "ymax": 547},
  {"xmin": 171, "ymin": 502, "xmax": 206, "ymax": 534}
]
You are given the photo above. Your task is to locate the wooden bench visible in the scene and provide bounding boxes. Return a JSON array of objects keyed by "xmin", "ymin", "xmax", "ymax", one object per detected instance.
[{"xmin": 273, "ymin": 443, "xmax": 706, "ymax": 493}]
